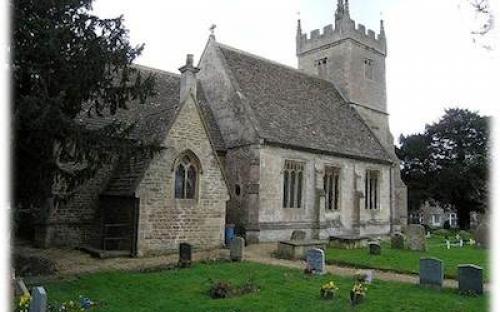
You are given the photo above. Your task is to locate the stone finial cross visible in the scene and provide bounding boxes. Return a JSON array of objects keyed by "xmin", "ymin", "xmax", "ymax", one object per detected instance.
[{"xmin": 209, "ymin": 24, "xmax": 217, "ymax": 36}]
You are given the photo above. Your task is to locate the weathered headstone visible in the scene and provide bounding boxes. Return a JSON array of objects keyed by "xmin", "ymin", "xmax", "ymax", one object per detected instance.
[
  {"xmin": 355, "ymin": 270, "xmax": 374, "ymax": 284},
  {"xmin": 458, "ymin": 264, "xmax": 483, "ymax": 295},
  {"xmin": 179, "ymin": 243, "xmax": 192, "ymax": 268},
  {"xmin": 230, "ymin": 237, "xmax": 245, "ymax": 261},
  {"xmin": 459, "ymin": 239, "xmax": 464, "ymax": 247},
  {"xmin": 474, "ymin": 222, "xmax": 489, "ymax": 249},
  {"xmin": 419, "ymin": 258, "xmax": 444, "ymax": 288},
  {"xmin": 291, "ymin": 230, "xmax": 306, "ymax": 241},
  {"xmin": 426, "ymin": 232, "xmax": 431, "ymax": 238},
  {"xmin": 306, "ymin": 248, "xmax": 326, "ymax": 275},
  {"xmin": 407, "ymin": 224, "xmax": 426, "ymax": 251},
  {"xmin": 368, "ymin": 242, "xmax": 381, "ymax": 255},
  {"xmin": 29, "ymin": 287, "xmax": 47, "ymax": 312},
  {"xmin": 446, "ymin": 240, "xmax": 451, "ymax": 249},
  {"xmin": 391, "ymin": 233, "xmax": 405, "ymax": 249}
]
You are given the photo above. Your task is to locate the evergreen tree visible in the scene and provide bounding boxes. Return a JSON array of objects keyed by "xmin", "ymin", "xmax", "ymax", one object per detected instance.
[
  {"xmin": 397, "ymin": 108, "xmax": 489, "ymax": 229},
  {"xmin": 12, "ymin": 0, "xmax": 156, "ymax": 233}
]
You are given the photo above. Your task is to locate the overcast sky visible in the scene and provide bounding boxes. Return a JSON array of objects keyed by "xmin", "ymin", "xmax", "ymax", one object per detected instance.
[{"xmin": 92, "ymin": 0, "xmax": 498, "ymax": 142}]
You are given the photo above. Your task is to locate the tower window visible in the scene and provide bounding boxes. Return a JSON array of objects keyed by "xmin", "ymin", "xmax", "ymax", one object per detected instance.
[
  {"xmin": 315, "ymin": 57, "xmax": 328, "ymax": 78},
  {"xmin": 364, "ymin": 58, "xmax": 374, "ymax": 80},
  {"xmin": 324, "ymin": 167, "xmax": 340, "ymax": 211},
  {"xmin": 283, "ymin": 160, "xmax": 305, "ymax": 208}
]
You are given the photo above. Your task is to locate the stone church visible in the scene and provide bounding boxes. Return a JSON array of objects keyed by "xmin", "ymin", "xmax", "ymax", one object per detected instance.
[{"xmin": 35, "ymin": 0, "xmax": 407, "ymax": 256}]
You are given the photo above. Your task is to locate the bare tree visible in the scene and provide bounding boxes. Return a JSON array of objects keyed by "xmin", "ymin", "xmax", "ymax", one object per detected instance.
[{"xmin": 459, "ymin": 0, "xmax": 496, "ymax": 50}]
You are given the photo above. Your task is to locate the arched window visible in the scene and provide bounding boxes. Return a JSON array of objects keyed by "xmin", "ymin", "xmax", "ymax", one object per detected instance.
[{"xmin": 174, "ymin": 153, "xmax": 199, "ymax": 199}]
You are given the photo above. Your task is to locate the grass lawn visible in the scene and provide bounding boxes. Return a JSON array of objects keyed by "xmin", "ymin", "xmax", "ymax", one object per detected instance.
[
  {"xmin": 44, "ymin": 261, "xmax": 488, "ymax": 312},
  {"xmin": 326, "ymin": 237, "xmax": 489, "ymax": 279}
]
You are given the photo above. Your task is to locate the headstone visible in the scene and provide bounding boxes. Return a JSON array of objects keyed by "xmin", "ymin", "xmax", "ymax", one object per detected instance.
[
  {"xmin": 355, "ymin": 270, "xmax": 374, "ymax": 284},
  {"xmin": 178, "ymin": 243, "xmax": 192, "ymax": 268},
  {"xmin": 291, "ymin": 230, "xmax": 306, "ymax": 241},
  {"xmin": 459, "ymin": 239, "xmax": 464, "ymax": 247},
  {"xmin": 474, "ymin": 222, "xmax": 489, "ymax": 248},
  {"xmin": 230, "ymin": 237, "xmax": 245, "ymax": 261},
  {"xmin": 306, "ymin": 248, "xmax": 326, "ymax": 275},
  {"xmin": 446, "ymin": 240, "xmax": 450, "ymax": 249},
  {"xmin": 391, "ymin": 233, "xmax": 405, "ymax": 249},
  {"xmin": 29, "ymin": 287, "xmax": 47, "ymax": 312},
  {"xmin": 426, "ymin": 232, "xmax": 431, "ymax": 238},
  {"xmin": 458, "ymin": 264, "xmax": 483, "ymax": 295},
  {"xmin": 469, "ymin": 238, "xmax": 476, "ymax": 246},
  {"xmin": 419, "ymin": 258, "xmax": 444, "ymax": 288},
  {"xmin": 407, "ymin": 224, "xmax": 426, "ymax": 251},
  {"xmin": 368, "ymin": 242, "xmax": 381, "ymax": 255}
]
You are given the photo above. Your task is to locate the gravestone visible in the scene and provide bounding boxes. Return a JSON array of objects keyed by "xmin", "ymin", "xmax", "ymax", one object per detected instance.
[
  {"xmin": 419, "ymin": 258, "xmax": 444, "ymax": 288},
  {"xmin": 29, "ymin": 287, "xmax": 47, "ymax": 312},
  {"xmin": 446, "ymin": 240, "xmax": 450, "ymax": 249},
  {"xmin": 178, "ymin": 243, "xmax": 192, "ymax": 268},
  {"xmin": 291, "ymin": 230, "xmax": 306, "ymax": 241},
  {"xmin": 368, "ymin": 242, "xmax": 381, "ymax": 255},
  {"xmin": 355, "ymin": 270, "xmax": 374, "ymax": 284},
  {"xmin": 391, "ymin": 233, "xmax": 405, "ymax": 249},
  {"xmin": 458, "ymin": 264, "xmax": 483, "ymax": 295},
  {"xmin": 407, "ymin": 224, "xmax": 426, "ymax": 251},
  {"xmin": 306, "ymin": 248, "xmax": 326, "ymax": 275},
  {"xmin": 230, "ymin": 237, "xmax": 245, "ymax": 262},
  {"xmin": 474, "ymin": 222, "xmax": 489, "ymax": 249}
]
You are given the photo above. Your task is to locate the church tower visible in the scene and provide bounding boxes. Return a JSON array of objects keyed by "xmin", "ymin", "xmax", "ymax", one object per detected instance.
[
  {"xmin": 297, "ymin": 0, "xmax": 408, "ymax": 230},
  {"xmin": 296, "ymin": 0, "xmax": 391, "ymax": 149}
]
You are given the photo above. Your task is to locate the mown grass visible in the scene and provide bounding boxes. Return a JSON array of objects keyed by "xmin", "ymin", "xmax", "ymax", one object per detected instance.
[
  {"xmin": 44, "ymin": 261, "xmax": 488, "ymax": 312},
  {"xmin": 326, "ymin": 236, "xmax": 489, "ymax": 279}
]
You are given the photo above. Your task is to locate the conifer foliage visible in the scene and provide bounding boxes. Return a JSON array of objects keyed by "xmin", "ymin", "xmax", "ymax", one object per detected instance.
[
  {"xmin": 12, "ymin": 0, "xmax": 156, "ymax": 230},
  {"xmin": 397, "ymin": 108, "xmax": 489, "ymax": 229}
]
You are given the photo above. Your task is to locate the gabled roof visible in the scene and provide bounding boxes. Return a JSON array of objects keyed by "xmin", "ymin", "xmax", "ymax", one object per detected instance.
[
  {"xmin": 79, "ymin": 65, "xmax": 225, "ymax": 151},
  {"xmin": 80, "ymin": 65, "xmax": 226, "ymax": 196},
  {"xmin": 215, "ymin": 43, "xmax": 392, "ymax": 163}
]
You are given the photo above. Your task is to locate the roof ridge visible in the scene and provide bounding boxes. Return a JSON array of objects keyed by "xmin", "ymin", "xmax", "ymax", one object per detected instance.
[{"xmin": 131, "ymin": 63, "xmax": 181, "ymax": 77}]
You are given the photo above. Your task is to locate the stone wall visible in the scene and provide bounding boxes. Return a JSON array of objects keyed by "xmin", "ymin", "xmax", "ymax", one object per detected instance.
[
  {"xmin": 135, "ymin": 94, "xmax": 229, "ymax": 256},
  {"xmin": 223, "ymin": 145, "xmax": 261, "ymax": 243},
  {"xmin": 34, "ymin": 162, "xmax": 116, "ymax": 248},
  {"xmin": 257, "ymin": 145, "xmax": 392, "ymax": 242}
]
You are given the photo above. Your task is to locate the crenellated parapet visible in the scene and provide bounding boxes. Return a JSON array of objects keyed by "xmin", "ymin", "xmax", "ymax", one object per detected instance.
[{"xmin": 297, "ymin": 18, "xmax": 386, "ymax": 57}]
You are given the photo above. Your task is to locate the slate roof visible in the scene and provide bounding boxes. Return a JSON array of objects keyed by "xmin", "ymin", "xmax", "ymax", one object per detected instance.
[
  {"xmin": 80, "ymin": 65, "xmax": 226, "ymax": 196},
  {"xmin": 217, "ymin": 43, "xmax": 392, "ymax": 163}
]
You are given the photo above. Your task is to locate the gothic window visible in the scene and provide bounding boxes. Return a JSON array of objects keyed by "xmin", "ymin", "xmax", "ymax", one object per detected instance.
[
  {"xmin": 283, "ymin": 160, "xmax": 305, "ymax": 208},
  {"xmin": 364, "ymin": 58, "xmax": 374, "ymax": 80},
  {"xmin": 324, "ymin": 167, "xmax": 340, "ymax": 211},
  {"xmin": 174, "ymin": 153, "xmax": 199, "ymax": 199},
  {"xmin": 365, "ymin": 170, "xmax": 379, "ymax": 210},
  {"xmin": 315, "ymin": 57, "xmax": 328, "ymax": 78}
]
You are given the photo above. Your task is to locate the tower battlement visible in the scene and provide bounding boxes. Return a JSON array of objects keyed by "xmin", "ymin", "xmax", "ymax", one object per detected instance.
[{"xmin": 297, "ymin": 1, "xmax": 386, "ymax": 56}]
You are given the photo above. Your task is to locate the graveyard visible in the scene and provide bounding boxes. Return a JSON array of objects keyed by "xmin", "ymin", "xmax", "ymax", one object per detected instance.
[
  {"xmin": 38, "ymin": 262, "xmax": 487, "ymax": 312},
  {"xmin": 325, "ymin": 232, "xmax": 488, "ymax": 280},
  {"xmin": 14, "ymin": 226, "xmax": 490, "ymax": 312}
]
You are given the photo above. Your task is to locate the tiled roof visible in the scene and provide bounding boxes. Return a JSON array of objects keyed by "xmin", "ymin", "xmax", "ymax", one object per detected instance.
[
  {"xmin": 217, "ymin": 43, "xmax": 392, "ymax": 163},
  {"xmin": 80, "ymin": 65, "xmax": 225, "ymax": 196}
]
